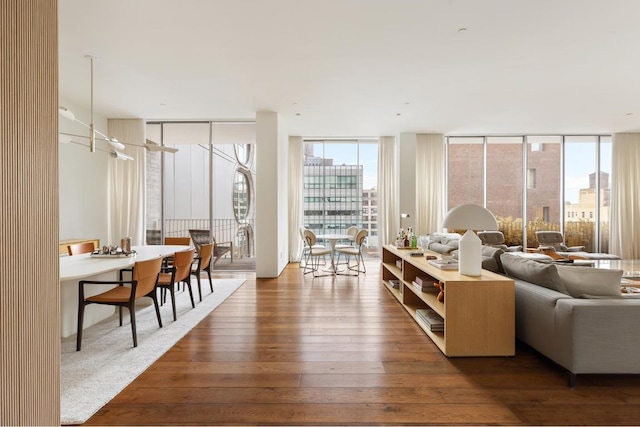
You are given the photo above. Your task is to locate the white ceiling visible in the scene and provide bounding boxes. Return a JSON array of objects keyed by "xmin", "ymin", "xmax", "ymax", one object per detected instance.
[{"xmin": 58, "ymin": 0, "xmax": 640, "ymax": 137}]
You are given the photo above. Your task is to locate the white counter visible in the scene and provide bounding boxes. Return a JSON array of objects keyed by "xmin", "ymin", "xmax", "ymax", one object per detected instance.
[{"xmin": 60, "ymin": 245, "xmax": 190, "ymax": 338}]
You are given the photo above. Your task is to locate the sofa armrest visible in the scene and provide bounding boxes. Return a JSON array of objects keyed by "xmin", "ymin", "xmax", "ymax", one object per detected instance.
[{"xmin": 554, "ymin": 299, "xmax": 640, "ymax": 374}]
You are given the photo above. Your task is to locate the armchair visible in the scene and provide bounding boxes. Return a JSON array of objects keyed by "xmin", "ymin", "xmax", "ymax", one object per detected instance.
[
  {"xmin": 535, "ymin": 231, "xmax": 585, "ymax": 252},
  {"xmin": 477, "ymin": 231, "xmax": 523, "ymax": 252},
  {"xmin": 189, "ymin": 229, "xmax": 233, "ymax": 266}
]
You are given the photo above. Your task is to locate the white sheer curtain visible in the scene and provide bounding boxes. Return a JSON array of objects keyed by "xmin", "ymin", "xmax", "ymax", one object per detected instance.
[
  {"xmin": 288, "ymin": 136, "xmax": 304, "ymax": 261},
  {"xmin": 415, "ymin": 134, "xmax": 445, "ymax": 236},
  {"xmin": 610, "ymin": 133, "xmax": 640, "ymax": 258},
  {"xmin": 377, "ymin": 136, "xmax": 397, "ymax": 249},
  {"xmin": 107, "ymin": 119, "xmax": 145, "ymax": 246}
]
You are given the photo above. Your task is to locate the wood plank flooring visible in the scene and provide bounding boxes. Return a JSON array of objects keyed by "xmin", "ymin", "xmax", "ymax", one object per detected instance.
[{"xmin": 85, "ymin": 261, "xmax": 640, "ymax": 425}]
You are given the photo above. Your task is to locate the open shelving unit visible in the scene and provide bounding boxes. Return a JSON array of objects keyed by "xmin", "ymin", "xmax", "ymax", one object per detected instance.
[{"xmin": 382, "ymin": 244, "xmax": 515, "ymax": 357}]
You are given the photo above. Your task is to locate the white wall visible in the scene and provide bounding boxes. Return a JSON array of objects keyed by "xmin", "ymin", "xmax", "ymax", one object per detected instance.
[
  {"xmin": 398, "ymin": 132, "xmax": 417, "ymax": 231},
  {"xmin": 255, "ymin": 112, "xmax": 288, "ymax": 278},
  {"xmin": 58, "ymin": 99, "xmax": 110, "ymax": 246}
]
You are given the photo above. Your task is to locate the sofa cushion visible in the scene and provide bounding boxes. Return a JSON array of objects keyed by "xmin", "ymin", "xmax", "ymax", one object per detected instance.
[
  {"xmin": 556, "ymin": 265, "xmax": 623, "ymax": 298},
  {"xmin": 500, "ymin": 253, "xmax": 567, "ymax": 294},
  {"xmin": 427, "ymin": 242, "xmax": 457, "ymax": 254},
  {"xmin": 481, "ymin": 246, "xmax": 505, "ymax": 274}
]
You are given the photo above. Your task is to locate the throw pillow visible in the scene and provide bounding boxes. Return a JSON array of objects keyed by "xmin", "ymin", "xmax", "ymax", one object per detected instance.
[
  {"xmin": 500, "ymin": 253, "xmax": 567, "ymax": 294},
  {"xmin": 556, "ymin": 265, "xmax": 623, "ymax": 298}
]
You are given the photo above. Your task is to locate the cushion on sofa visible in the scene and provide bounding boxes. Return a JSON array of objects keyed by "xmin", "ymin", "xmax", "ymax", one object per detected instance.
[
  {"xmin": 556, "ymin": 265, "xmax": 623, "ymax": 298},
  {"xmin": 481, "ymin": 246, "xmax": 505, "ymax": 273},
  {"xmin": 428, "ymin": 242, "xmax": 457, "ymax": 254},
  {"xmin": 500, "ymin": 253, "xmax": 567, "ymax": 294},
  {"xmin": 442, "ymin": 238, "xmax": 459, "ymax": 249}
]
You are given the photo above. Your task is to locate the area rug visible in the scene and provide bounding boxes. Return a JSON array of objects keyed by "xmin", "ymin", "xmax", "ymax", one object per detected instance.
[{"xmin": 60, "ymin": 278, "xmax": 245, "ymax": 425}]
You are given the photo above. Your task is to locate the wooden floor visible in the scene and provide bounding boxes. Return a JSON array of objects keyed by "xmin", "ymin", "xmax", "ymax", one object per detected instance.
[{"xmin": 86, "ymin": 260, "xmax": 640, "ymax": 426}]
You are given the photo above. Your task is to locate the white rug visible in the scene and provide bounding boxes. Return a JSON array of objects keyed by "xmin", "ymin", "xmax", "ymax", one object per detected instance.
[{"xmin": 60, "ymin": 278, "xmax": 245, "ymax": 425}]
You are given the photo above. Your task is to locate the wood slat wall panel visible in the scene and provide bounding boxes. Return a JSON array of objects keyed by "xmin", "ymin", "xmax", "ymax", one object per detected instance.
[{"xmin": 0, "ymin": 1, "xmax": 60, "ymax": 425}]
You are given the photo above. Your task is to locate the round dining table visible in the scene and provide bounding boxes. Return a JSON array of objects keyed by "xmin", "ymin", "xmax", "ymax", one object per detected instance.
[{"xmin": 314, "ymin": 234, "xmax": 352, "ymax": 274}]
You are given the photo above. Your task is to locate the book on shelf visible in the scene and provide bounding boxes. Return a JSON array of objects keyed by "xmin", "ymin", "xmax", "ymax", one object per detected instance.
[
  {"xmin": 428, "ymin": 259, "xmax": 458, "ymax": 270},
  {"xmin": 388, "ymin": 279, "xmax": 401, "ymax": 289},
  {"xmin": 414, "ymin": 276, "xmax": 430, "ymax": 286},
  {"xmin": 415, "ymin": 308, "xmax": 444, "ymax": 332},
  {"xmin": 412, "ymin": 280, "xmax": 437, "ymax": 293}
]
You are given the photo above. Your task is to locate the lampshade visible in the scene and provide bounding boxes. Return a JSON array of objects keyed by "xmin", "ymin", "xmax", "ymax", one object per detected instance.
[
  {"xmin": 442, "ymin": 204, "xmax": 498, "ymax": 231},
  {"xmin": 442, "ymin": 204, "xmax": 498, "ymax": 276}
]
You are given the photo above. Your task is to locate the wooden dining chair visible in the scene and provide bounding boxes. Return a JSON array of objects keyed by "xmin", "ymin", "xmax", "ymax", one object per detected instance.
[
  {"xmin": 191, "ymin": 243, "xmax": 213, "ymax": 302},
  {"xmin": 76, "ymin": 256, "xmax": 163, "ymax": 351},
  {"xmin": 67, "ymin": 241, "xmax": 95, "ymax": 256},
  {"xmin": 162, "ymin": 236, "xmax": 192, "ymax": 269},
  {"xmin": 164, "ymin": 237, "xmax": 191, "ymax": 246},
  {"xmin": 157, "ymin": 248, "xmax": 196, "ymax": 321}
]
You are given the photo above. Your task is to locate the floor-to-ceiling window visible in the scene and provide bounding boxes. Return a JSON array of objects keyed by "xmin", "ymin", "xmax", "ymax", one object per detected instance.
[
  {"xmin": 526, "ymin": 136, "xmax": 561, "ymax": 248},
  {"xmin": 302, "ymin": 139, "xmax": 379, "ymax": 256},
  {"xmin": 448, "ymin": 137, "xmax": 484, "ymax": 208},
  {"xmin": 486, "ymin": 136, "xmax": 523, "ymax": 244},
  {"xmin": 563, "ymin": 135, "xmax": 612, "ymax": 252},
  {"xmin": 145, "ymin": 121, "xmax": 256, "ymax": 271},
  {"xmin": 447, "ymin": 134, "xmax": 611, "ymax": 252}
]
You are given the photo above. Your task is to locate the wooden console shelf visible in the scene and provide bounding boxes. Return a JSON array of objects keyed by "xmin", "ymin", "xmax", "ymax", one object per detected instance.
[{"xmin": 381, "ymin": 244, "xmax": 515, "ymax": 357}]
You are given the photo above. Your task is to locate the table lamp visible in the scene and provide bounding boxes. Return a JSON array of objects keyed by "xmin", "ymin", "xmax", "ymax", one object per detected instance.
[{"xmin": 442, "ymin": 204, "xmax": 498, "ymax": 276}]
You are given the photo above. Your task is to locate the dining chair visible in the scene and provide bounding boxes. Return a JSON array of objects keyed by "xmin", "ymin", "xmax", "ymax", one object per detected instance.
[
  {"xmin": 76, "ymin": 256, "xmax": 163, "ymax": 351},
  {"xmin": 188, "ymin": 229, "xmax": 233, "ymax": 266},
  {"xmin": 335, "ymin": 226, "xmax": 359, "ymax": 266},
  {"xmin": 164, "ymin": 236, "xmax": 191, "ymax": 246},
  {"xmin": 191, "ymin": 243, "xmax": 213, "ymax": 302},
  {"xmin": 157, "ymin": 248, "xmax": 196, "ymax": 321},
  {"xmin": 302, "ymin": 229, "xmax": 333, "ymax": 277},
  {"xmin": 299, "ymin": 227, "xmax": 327, "ymax": 268},
  {"xmin": 163, "ymin": 236, "xmax": 192, "ymax": 269},
  {"xmin": 335, "ymin": 229, "xmax": 368, "ymax": 275},
  {"xmin": 67, "ymin": 241, "xmax": 95, "ymax": 256}
]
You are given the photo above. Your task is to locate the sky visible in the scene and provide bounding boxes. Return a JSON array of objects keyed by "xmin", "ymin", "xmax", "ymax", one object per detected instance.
[{"xmin": 564, "ymin": 140, "xmax": 612, "ymax": 203}]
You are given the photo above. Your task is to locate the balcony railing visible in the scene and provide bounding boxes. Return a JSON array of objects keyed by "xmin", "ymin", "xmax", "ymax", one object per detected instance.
[{"xmin": 147, "ymin": 218, "xmax": 256, "ymax": 258}]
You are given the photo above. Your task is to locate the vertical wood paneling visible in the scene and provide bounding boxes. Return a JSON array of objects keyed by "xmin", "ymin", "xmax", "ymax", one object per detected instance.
[{"xmin": 1, "ymin": 0, "xmax": 60, "ymax": 425}]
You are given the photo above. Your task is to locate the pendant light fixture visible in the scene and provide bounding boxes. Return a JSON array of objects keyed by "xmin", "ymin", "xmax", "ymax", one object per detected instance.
[{"xmin": 59, "ymin": 55, "xmax": 178, "ymax": 158}]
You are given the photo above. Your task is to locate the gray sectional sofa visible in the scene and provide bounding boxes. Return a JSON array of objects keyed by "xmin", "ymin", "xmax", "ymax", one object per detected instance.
[{"xmin": 498, "ymin": 253, "xmax": 640, "ymax": 386}]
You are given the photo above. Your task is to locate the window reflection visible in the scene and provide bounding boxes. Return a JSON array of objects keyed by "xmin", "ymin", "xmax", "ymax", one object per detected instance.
[{"xmin": 233, "ymin": 169, "xmax": 250, "ymax": 221}]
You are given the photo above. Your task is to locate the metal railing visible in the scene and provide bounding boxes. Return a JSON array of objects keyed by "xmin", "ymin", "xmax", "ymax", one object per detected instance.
[{"xmin": 157, "ymin": 218, "xmax": 256, "ymax": 258}]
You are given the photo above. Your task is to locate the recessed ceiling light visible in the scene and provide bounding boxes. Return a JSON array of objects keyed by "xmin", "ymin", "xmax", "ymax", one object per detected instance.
[
  {"xmin": 457, "ymin": 27, "xmax": 467, "ymax": 33},
  {"xmin": 296, "ymin": 112, "xmax": 301, "ymax": 116},
  {"xmin": 396, "ymin": 113, "xmax": 401, "ymax": 116},
  {"xmin": 160, "ymin": 103, "xmax": 167, "ymax": 106},
  {"xmin": 627, "ymin": 112, "xmax": 633, "ymax": 116}
]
